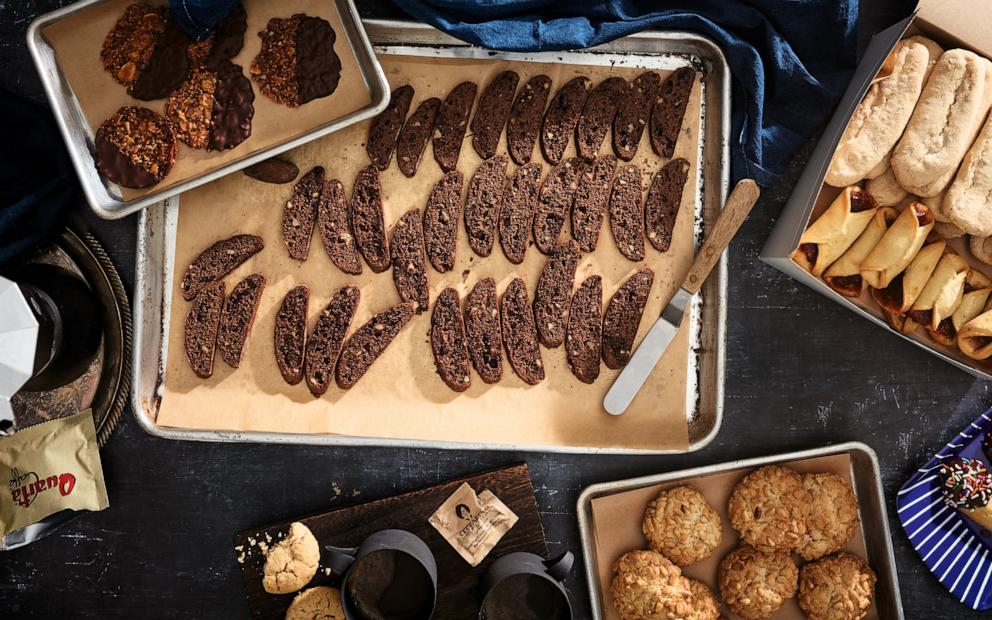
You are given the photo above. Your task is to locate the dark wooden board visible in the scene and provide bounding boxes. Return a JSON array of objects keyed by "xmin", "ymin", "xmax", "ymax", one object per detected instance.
[{"xmin": 233, "ymin": 463, "xmax": 547, "ymax": 619}]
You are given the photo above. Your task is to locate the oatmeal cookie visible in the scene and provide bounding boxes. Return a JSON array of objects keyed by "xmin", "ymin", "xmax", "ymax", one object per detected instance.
[
  {"xmin": 642, "ymin": 485, "xmax": 722, "ymax": 566},
  {"xmin": 799, "ymin": 553, "xmax": 876, "ymax": 620},
  {"xmin": 285, "ymin": 586, "xmax": 344, "ymax": 620},
  {"xmin": 798, "ymin": 472, "xmax": 860, "ymax": 561},
  {"xmin": 610, "ymin": 550, "xmax": 695, "ymax": 620},
  {"xmin": 728, "ymin": 465, "xmax": 810, "ymax": 553},
  {"xmin": 262, "ymin": 522, "xmax": 320, "ymax": 594},
  {"xmin": 717, "ymin": 545, "xmax": 798, "ymax": 620}
]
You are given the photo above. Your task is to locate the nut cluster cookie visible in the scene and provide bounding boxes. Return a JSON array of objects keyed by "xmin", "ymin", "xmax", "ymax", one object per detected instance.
[
  {"xmin": 251, "ymin": 14, "xmax": 341, "ymax": 107},
  {"xmin": 718, "ymin": 544, "xmax": 798, "ymax": 620},
  {"xmin": 165, "ymin": 61, "xmax": 255, "ymax": 151},
  {"xmin": 262, "ymin": 522, "xmax": 320, "ymax": 594},
  {"xmin": 799, "ymin": 552, "xmax": 876, "ymax": 620},
  {"xmin": 100, "ymin": 2, "xmax": 191, "ymax": 100},
  {"xmin": 642, "ymin": 485, "xmax": 722, "ymax": 566},
  {"xmin": 799, "ymin": 473, "xmax": 860, "ymax": 561},
  {"xmin": 610, "ymin": 550, "xmax": 695, "ymax": 620},
  {"xmin": 95, "ymin": 106, "xmax": 177, "ymax": 188},
  {"xmin": 686, "ymin": 579, "xmax": 722, "ymax": 620},
  {"xmin": 728, "ymin": 465, "xmax": 811, "ymax": 553}
]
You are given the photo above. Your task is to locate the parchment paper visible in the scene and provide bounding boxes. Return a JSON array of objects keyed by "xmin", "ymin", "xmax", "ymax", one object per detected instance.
[
  {"xmin": 42, "ymin": 0, "xmax": 372, "ymax": 199},
  {"xmin": 590, "ymin": 454, "xmax": 878, "ymax": 620},
  {"xmin": 155, "ymin": 52, "xmax": 704, "ymax": 451}
]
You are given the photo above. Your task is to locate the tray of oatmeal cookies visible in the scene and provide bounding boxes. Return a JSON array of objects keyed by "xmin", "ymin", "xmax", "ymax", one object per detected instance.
[
  {"xmin": 131, "ymin": 19, "xmax": 731, "ymax": 454},
  {"xmin": 577, "ymin": 443, "xmax": 903, "ymax": 619}
]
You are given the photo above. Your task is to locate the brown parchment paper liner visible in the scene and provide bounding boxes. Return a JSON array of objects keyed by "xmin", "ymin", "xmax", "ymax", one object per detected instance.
[
  {"xmin": 41, "ymin": 0, "xmax": 372, "ymax": 199},
  {"xmin": 590, "ymin": 454, "xmax": 878, "ymax": 620},
  {"xmin": 154, "ymin": 53, "xmax": 704, "ymax": 451}
]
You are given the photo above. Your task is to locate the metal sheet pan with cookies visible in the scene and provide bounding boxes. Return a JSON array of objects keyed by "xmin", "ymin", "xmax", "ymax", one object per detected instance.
[{"xmin": 131, "ymin": 20, "xmax": 731, "ymax": 454}]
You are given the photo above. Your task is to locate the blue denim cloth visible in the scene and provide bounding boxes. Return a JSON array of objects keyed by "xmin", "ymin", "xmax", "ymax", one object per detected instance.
[{"xmin": 171, "ymin": 0, "xmax": 241, "ymax": 40}]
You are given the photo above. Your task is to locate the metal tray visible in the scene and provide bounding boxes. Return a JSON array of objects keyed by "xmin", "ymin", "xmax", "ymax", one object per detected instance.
[
  {"xmin": 131, "ymin": 19, "xmax": 731, "ymax": 454},
  {"xmin": 26, "ymin": 0, "xmax": 389, "ymax": 220},
  {"xmin": 577, "ymin": 442, "xmax": 904, "ymax": 619}
]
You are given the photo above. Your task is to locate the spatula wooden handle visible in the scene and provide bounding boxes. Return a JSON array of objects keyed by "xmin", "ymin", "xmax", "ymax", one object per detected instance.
[{"xmin": 681, "ymin": 179, "xmax": 761, "ymax": 295}]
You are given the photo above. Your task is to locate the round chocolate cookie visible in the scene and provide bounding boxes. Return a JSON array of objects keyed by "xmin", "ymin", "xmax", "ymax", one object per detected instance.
[
  {"xmin": 100, "ymin": 2, "xmax": 191, "ymax": 101},
  {"xmin": 250, "ymin": 14, "xmax": 341, "ymax": 107},
  {"xmin": 94, "ymin": 106, "xmax": 176, "ymax": 188},
  {"xmin": 166, "ymin": 61, "xmax": 255, "ymax": 151}
]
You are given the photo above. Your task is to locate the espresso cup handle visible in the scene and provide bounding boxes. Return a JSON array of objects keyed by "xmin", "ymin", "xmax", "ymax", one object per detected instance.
[
  {"xmin": 544, "ymin": 550, "xmax": 574, "ymax": 582},
  {"xmin": 323, "ymin": 545, "xmax": 358, "ymax": 575}
]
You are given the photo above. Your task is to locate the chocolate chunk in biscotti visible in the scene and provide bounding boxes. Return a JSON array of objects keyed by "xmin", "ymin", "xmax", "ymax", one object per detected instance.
[
  {"xmin": 500, "ymin": 278, "xmax": 545, "ymax": 385},
  {"xmin": 166, "ymin": 61, "xmax": 254, "ymax": 151},
  {"xmin": 351, "ymin": 164, "xmax": 391, "ymax": 272},
  {"xmin": 217, "ymin": 273, "xmax": 265, "ymax": 368},
  {"xmin": 283, "ymin": 166, "xmax": 324, "ymax": 261},
  {"xmin": 541, "ymin": 76, "xmax": 590, "ymax": 165},
  {"xmin": 423, "ymin": 171, "xmax": 464, "ymax": 273},
  {"xmin": 317, "ymin": 178, "xmax": 363, "ymax": 276},
  {"xmin": 274, "ymin": 285, "xmax": 310, "ymax": 385},
  {"xmin": 572, "ymin": 155, "xmax": 617, "ymax": 252},
  {"xmin": 602, "ymin": 268, "xmax": 654, "ymax": 369},
  {"xmin": 650, "ymin": 67, "xmax": 694, "ymax": 158},
  {"xmin": 187, "ymin": 4, "xmax": 246, "ymax": 70},
  {"xmin": 609, "ymin": 164, "xmax": 645, "ymax": 261},
  {"xmin": 471, "ymin": 71, "xmax": 520, "ymax": 160},
  {"xmin": 95, "ymin": 106, "xmax": 177, "ymax": 189},
  {"xmin": 367, "ymin": 85, "xmax": 414, "ymax": 170},
  {"xmin": 433, "ymin": 81, "xmax": 478, "ymax": 172},
  {"xmin": 498, "ymin": 162, "xmax": 543, "ymax": 264},
  {"xmin": 397, "ymin": 97, "xmax": 441, "ymax": 178},
  {"xmin": 566, "ymin": 275, "xmax": 603, "ymax": 384},
  {"xmin": 244, "ymin": 157, "xmax": 298, "ymax": 184},
  {"xmin": 534, "ymin": 158, "xmax": 585, "ymax": 255},
  {"xmin": 645, "ymin": 158, "xmax": 691, "ymax": 252},
  {"xmin": 613, "ymin": 71, "xmax": 660, "ymax": 161},
  {"xmin": 390, "ymin": 209, "xmax": 430, "ymax": 313},
  {"xmin": 250, "ymin": 14, "xmax": 341, "ymax": 107},
  {"xmin": 335, "ymin": 303, "xmax": 415, "ymax": 389},
  {"xmin": 464, "ymin": 278, "xmax": 503, "ymax": 384},
  {"xmin": 431, "ymin": 288, "xmax": 472, "ymax": 392},
  {"xmin": 464, "ymin": 155, "xmax": 508, "ymax": 257},
  {"xmin": 575, "ymin": 77, "xmax": 627, "ymax": 161},
  {"xmin": 184, "ymin": 280, "xmax": 225, "ymax": 378},
  {"xmin": 507, "ymin": 74, "xmax": 552, "ymax": 165},
  {"xmin": 304, "ymin": 285, "xmax": 360, "ymax": 397},
  {"xmin": 101, "ymin": 3, "xmax": 191, "ymax": 101},
  {"xmin": 534, "ymin": 240, "xmax": 581, "ymax": 348},
  {"xmin": 181, "ymin": 233, "xmax": 263, "ymax": 301}
]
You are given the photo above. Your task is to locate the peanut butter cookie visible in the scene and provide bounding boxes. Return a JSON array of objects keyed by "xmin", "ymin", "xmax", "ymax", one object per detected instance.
[
  {"xmin": 798, "ymin": 472, "xmax": 859, "ymax": 561},
  {"xmin": 799, "ymin": 553, "xmax": 876, "ymax": 620},
  {"xmin": 718, "ymin": 545, "xmax": 798, "ymax": 620},
  {"xmin": 262, "ymin": 522, "xmax": 320, "ymax": 594},
  {"xmin": 728, "ymin": 465, "xmax": 810, "ymax": 553},
  {"xmin": 286, "ymin": 586, "xmax": 344, "ymax": 619},
  {"xmin": 642, "ymin": 485, "xmax": 722, "ymax": 566}
]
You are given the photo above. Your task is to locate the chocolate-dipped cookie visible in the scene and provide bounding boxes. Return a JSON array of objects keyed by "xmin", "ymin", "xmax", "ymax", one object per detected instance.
[
  {"xmin": 464, "ymin": 278, "xmax": 503, "ymax": 384},
  {"xmin": 186, "ymin": 4, "xmax": 246, "ymax": 69},
  {"xmin": 471, "ymin": 71, "xmax": 519, "ymax": 160},
  {"xmin": 645, "ymin": 158, "xmax": 690, "ymax": 252},
  {"xmin": 609, "ymin": 164, "xmax": 645, "ymax": 261},
  {"xmin": 533, "ymin": 240, "xmax": 580, "ymax": 348},
  {"xmin": 304, "ymin": 285, "xmax": 359, "ymax": 397},
  {"xmin": 423, "ymin": 171, "xmax": 463, "ymax": 273},
  {"xmin": 181, "ymin": 233, "xmax": 263, "ymax": 301},
  {"xmin": 498, "ymin": 162, "xmax": 543, "ymax": 264},
  {"xmin": 650, "ymin": 68, "xmax": 694, "ymax": 158},
  {"xmin": 602, "ymin": 268, "xmax": 654, "ymax": 369},
  {"xmin": 464, "ymin": 155, "xmax": 507, "ymax": 257},
  {"xmin": 507, "ymin": 74, "xmax": 552, "ymax": 165},
  {"xmin": 217, "ymin": 273, "xmax": 265, "ymax": 369},
  {"xmin": 367, "ymin": 85, "xmax": 414, "ymax": 170},
  {"xmin": 431, "ymin": 288, "xmax": 472, "ymax": 392},
  {"xmin": 95, "ymin": 106, "xmax": 176, "ymax": 189},
  {"xmin": 390, "ymin": 209, "xmax": 430, "ymax": 314},
  {"xmin": 433, "ymin": 81, "xmax": 477, "ymax": 173},
  {"xmin": 184, "ymin": 280, "xmax": 225, "ymax": 378},
  {"xmin": 351, "ymin": 164, "xmax": 391, "ymax": 273},
  {"xmin": 613, "ymin": 71, "xmax": 659, "ymax": 161},
  {"xmin": 572, "ymin": 155, "xmax": 617, "ymax": 252},
  {"xmin": 396, "ymin": 97, "xmax": 441, "ymax": 178},
  {"xmin": 534, "ymin": 158, "xmax": 585, "ymax": 255},
  {"xmin": 575, "ymin": 77, "xmax": 627, "ymax": 161},
  {"xmin": 250, "ymin": 14, "xmax": 341, "ymax": 107},
  {"xmin": 166, "ymin": 61, "xmax": 254, "ymax": 150},
  {"xmin": 336, "ymin": 303, "xmax": 415, "ymax": 389},
  {"xmin": 501, "ymin": 278, "xmax": 544, "ymax": 385},
  {"xmin": 282, "ymin": 166, "xmax": 324, "ymax": 261},
  {"xmin": 541, "ymin": 77, "xmax": 590, "ymax": 165},
  {"xmin": 101, "ymin": 3, "xmax": 191, "ymax": 100},
  {"xmin": 274, "ymin": 285, "xmax": 310, "ymax": 385}
]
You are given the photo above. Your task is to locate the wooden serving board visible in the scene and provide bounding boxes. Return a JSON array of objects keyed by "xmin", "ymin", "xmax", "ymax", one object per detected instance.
[{"xmin": 233, "ymin": 463, "xmax": 548, "ymax": 618}]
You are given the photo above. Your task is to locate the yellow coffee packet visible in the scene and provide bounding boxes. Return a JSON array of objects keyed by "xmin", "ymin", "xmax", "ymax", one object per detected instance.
[
  {"xmin": 428, "ymin": 482, "xmax": 518, "ymax": 566},
  {"xmin": 1, "ymin": 410, "xmax": 109, "ymax": 538}
]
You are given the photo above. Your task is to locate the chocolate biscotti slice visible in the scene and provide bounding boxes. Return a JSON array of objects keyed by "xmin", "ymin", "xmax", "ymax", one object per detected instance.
[
  {"xmin": 498, "ymin": 162, "xmax": 543, "ymax": 264},
  {"xmin": 184, "ymin": 280, "xmax": 225, "ymax": 378},
  {"xmin": 101, "ymin": 3, "xmax": 191, "ymax": 101},
  {"xmin": 390, "ymin": 209, "xmax": 430, "ymax": 314},
  {"xmin": 464, "ymin": 278, "xmax": 503, "ymax": 384},
  {"xmin": 534, "ymin": 240, "xmax": 581, "ymax": 348},
  {"xmin": 471, "ymin": 71, "xmax": 520, "ymax": 160},
  {"xmin": 501, "ymin": 278, "xmax": 545, "ymax": 385},
  {"xmin": 566, "ymin": 275, "xmax": 603, "ymax": 384},
  {"xmin": 367, "ymin": 85, "xmax": 414, "ymax": 170},
  {"xmin": 283, "ymin": 166, "xmax": 324, "ymax": 261},
  {"xmin": 645, "ymin": 158, "xmax": 691, "ymax": 252},
  {"xmin": 95, "ymin": 106, "xmax": 177, "ymax": 189},
  {"xmin": 609, "ymin": 164, "xmax": 645, "ymax": 261},
  {"xmin": 423, "ymin": 171, "xmax": 464, "ymax": 273},
  {"xmin": 217, "ymin": 273, "xmax": 265, "ymax": 368},
  {"xmin": 602, "ymin": 268, "xmax": 654, "ymax": 369},
  {"xmin": 534, "ymin": 158, "xmax": 585, "ymax": 255},
  {"xmin": 465, "ymin": 155, "xmax": 508, "ymax": 257},
  {"xmin": 507, "ymin": 75, "xmax": 552, "ymax": 165},
  {"xmin": 613, "ymin": 71, "xmax": 660, "ymax": 161},
  {"xmin": 250, "ymin": 14, "xmax": 341, "ymax": 107},
  {"xmin": 650, "ymin": 67, "xmax": 694, "ymax": 158},
  {"xmin": 572, "ymin": 155, "xmax": 618, "ymax": 252},
  {"xmin": 165, "ymin": 60, "xmax": 255, "ymax": 151},
  {"xmin": 541, "ymin": 77, "xmax": 591, "ymax": 165},
  {"xmin": 317, "ymin": 178, "xmax": 363, "ymax": 276},
  {"xmin": 397, "ymin": 97, "xmax": 441, "ymax": 178},
  {"xmin": 336, "ymin": 303, "xmax": 415, "ymax": 389},
  {"xmin": 304, "ymin": 285, "xmax": 360, "ymax": 397},
  {"xmin": 431, "ymin": 288, "xmax": 472, "ymax": 392},
  {"xmin": 274, "ymin": 285, "xmax": 310, "ymax": 385},
  {"xmin": 575, "ymin": 77, "xmax": 627, "ymax": 161},
  {"xmin": 181, "ymin": 233, "xmax": 263, "ymax": 301},
  {"xmin": 351, "ymin": 164, "xmax": 391, "ymax": 273},
  {"xmin": 433, "ymin": 81, "xmax": 478, "ymax": 173}
]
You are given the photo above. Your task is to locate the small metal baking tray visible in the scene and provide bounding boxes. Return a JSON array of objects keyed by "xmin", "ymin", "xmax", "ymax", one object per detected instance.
[
  {"xmin": 26, "ymin": 0, "xmax": 389, "ymax": 220},
  {"xmin": 577, "ymin": 442, "xmax": 904, "ymax": 619}
]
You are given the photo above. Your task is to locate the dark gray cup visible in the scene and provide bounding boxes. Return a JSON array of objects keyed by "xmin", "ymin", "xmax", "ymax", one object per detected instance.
[{"xmin": 478, "ymin": 551, "xmax": 574, "ymax": 620}]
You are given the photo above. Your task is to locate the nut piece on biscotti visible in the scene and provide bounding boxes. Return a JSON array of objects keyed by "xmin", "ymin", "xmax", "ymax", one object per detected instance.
[
  {"xmin": 610, "ymin": 550, "xmax": 695, "ymax": 620},
  {"xmin": 262, "ymin": 522, "xmax": 320, "ymax": 594},
  {"xmin": 642, "ymin": 485, "xmax": 722, "ymax": 567},
  {"xmin": 686, "ymin": 579, "xmax": 722, "ymax": 620},
  {"xmin": 718, "ymin": 545, "xmax": 798, "ymax": 620},
  {"xmin": 799, "ymin": 553, "xmax": 876, "ymax": 620},
  {"xmin": 728, "ymin": 465, "xmax": 811, "ymax": 553},
  {"xmin": 798, "ymin": 472, "xmax": 860, "ymax": 561},
  {"xmin": 181, "ymin": 233, "xmax": 263, "ymax": 301}
]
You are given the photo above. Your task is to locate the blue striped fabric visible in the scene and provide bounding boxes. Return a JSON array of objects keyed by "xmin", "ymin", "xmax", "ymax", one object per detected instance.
[{"xmin": 897, "ymin": 410, "xmax": 992, "ymax": 611}]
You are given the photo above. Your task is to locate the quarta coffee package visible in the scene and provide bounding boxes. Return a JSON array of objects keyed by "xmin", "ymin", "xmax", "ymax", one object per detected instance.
[{"xmin": 429, "ymin": 482, "xmax": 518, "ymax": 566}]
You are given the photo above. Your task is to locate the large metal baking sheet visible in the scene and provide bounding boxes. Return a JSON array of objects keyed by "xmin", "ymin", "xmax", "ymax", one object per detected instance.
[
  {"xmin": 577, "ymin": 442, "xmax": 904, "ymax": 619},
  {"xmin": 131, "ymin": 19, "xmax": 730, "ymax": 454},
  {"xmin": 26, "ymin": 0, "xmax": 389, "ymax": 220}
]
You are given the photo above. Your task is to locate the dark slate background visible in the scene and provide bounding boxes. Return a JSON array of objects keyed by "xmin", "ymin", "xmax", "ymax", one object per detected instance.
[{"xmin": 1, "ymin": 1, "xmax": 986, "ymax": 618}]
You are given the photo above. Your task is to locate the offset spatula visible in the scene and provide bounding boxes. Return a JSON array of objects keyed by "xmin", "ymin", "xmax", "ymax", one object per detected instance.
[{"xmin": 604, "ymin": 179, "xmax": 761, "ymax": 415}]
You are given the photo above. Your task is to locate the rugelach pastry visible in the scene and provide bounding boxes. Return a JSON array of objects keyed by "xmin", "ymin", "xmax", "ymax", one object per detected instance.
[
  {"xmin": 957, "ymin": 307, "xmax": 992, "ymax": 360},
  {"xmin": 728, "ymin": 465, "xmax": 810, "ymax": 553},
  {"xmin": 938, "ymin": 457, "xmax": 992, "ymax": 531},
  {"xmin": 572, "ymin": 155, "xmax": 617, "ymax": 252},
  {"xmin": 389, "ymin": 209, "xmax": 430, "ymax": 314},
  {"xmin": 907, "ymin": 251, "xmax": 969, "ymax": 330},
  {"xmin": 610, "ymin": 550, "xmax": 695, "ymax": 620},
  {"xmin": 471, "ymin": 71, "xmax": 519, "ymax": 159},
  {"xmin": 317, "ymin": 178, "xmax": 363, "ymax": 276},
  {"xmin": 274, "ymin": 285, "xmax": 310, "ymax": 386},
  {"xmin": 286, "ymin": 586, "xmax": 344, "ymax": 620},
  {"xmin": 865, "ymin": 166, "xmax": 908, "ymax": 207},
  {"xmin": 613, "ymin": 71, "xmax": 660, "ymax": 161},
  {"xmin": 181, "ymin": 233, "xmax": 263, "ymax": 301},
  {"xmin": 366, "ymin": 85, "xmax": 414, "ymax": 170},
  {"xmin": 541, "ymin": 76, "xmax": 591, "ymax": 164},
  {"xmin": 500, "ymin": 278, "xmax": 545, "ymax": 385},
  {"xmin": 464, "ymin": 278, "xmax": 503, "ymax": 384},
  {"xmin": 946, "ymin": 112, "xmax": 992, "ymax": 236},
  {"xmin": 262, "ymin": 522, "xmax": 320, "ymax": 594},
  {"xmin": 304, "ymin": 285, "xmax": 359, "ymax": 397},
  {"xmin": 938, "ymin": 270, "xmax": 992, "ymax": 346},
  {"xmin": 686, "ymin": 579, "xmax": 721, "ymax": 620},
  {"xmin": 433, "ymin": 81, "xmax": 477, "ymax": 172},
  {"xmin": 798, "ymin": 553, "xmax": 876, "ymax": 620},
  {"xmin": 870, "ymin": 240, "xmax": 945, "ymax": 315},
  {"xmin": 499, "ymin": 162, "xmax": 543, "ymax": 264},
  {"xmin": 798, "ymin": 473, "xmax": 859, "ymax": 561},
  {"xmin": 792, "ymin": 186, "xmax": 878, "ymax": 278},
  {"xmin": 95, "ymin": 106, "xmax": 176, "ymax": 189},
  {"xmin": 431, "ymin": 288, "xmax": 472, "ymax": 392},
  {"xmin": 565, "ymin": 275, "xmax": 603, "ymax": 384},
  {"xmin": 244, "ymin": 157, "xmax": 298, "ymax": 184},
  {"xmin": 645, "ymin": 158, "xmax": 691, "ymax": 253},
  {"xmin": 718, "ymin": 545, "xmax": 798, "ymax": 620},
  {"xmin": 859, "ymin": 200, "xmax": 934, "ymax": 289},
  {"xmin": 396, "ymin": 97, "xmax": 441, "ymax": 178},
  {"xmin": 184, "ymin": 280, "xmax": 225, "ymax": 379},
  {"xmin": 250, "ymin": 14, "xmax": 341, "ymax": 107},
  {"xmin": 642, "ymin": 485, "xmax": 722, "ymax": 567},
  {"xmin": 650, "ymin": 67, "xmax": 695, "ymax": 158},
  {"xmin": 609, "ymin": 164, "xmax": 646, "ymax": 262},
  {"xmin": 351, "ymin": 165, "xmax": 391, "ymax": 273},
  {"xmin": 217, "ymin": 273, "xmax": 265, "ymax": 369},
  {"xmin": 823, "ymin": 207, "xmax": 898, "ymax": 297},
  {"xmin": 165, "ymin": 61, "xmax": 254, "ymax": 151},
  {"xmin": 100, "ymin": 3, "xmax": 191, "ymax": 100},
  {"xmin": 534, "ymin": 158, "xmax": 585, "ymax": 255},
  {"xmin": 602, "ymin": 268, "xmax": 654, "ymax": 369},
  {"xmin": 533, "ymin": 240, "xmax": 581, "ymax": 348},
  {"xmin": 283, "ymin": 166, "xmax": 324, "ymax": 261},
  {"xmin": 423, "ymin": 171, "xmax": 464, "ymax": 273},
  {"xmin": 464, "ymin": 155, "xmax": 508, "ymax": 257},
  {"xmin": 507, "ymin": 74, "xmax": 552, "ymax": 165},
  {"xmin": 576, "ymin": 77, "xmax": 627, "ymax": 161},
  {"xmin": 336, "ymin": 303, "xmax": 415, "ymax": 389}
]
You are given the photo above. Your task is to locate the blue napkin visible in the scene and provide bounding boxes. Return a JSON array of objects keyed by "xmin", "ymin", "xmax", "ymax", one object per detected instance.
[
  {"xmin": 390, "ymin": 0, "xmax": 869, "ymax": 186},
  {"xmin": 171, "ymin": 0, "xmax": 241, "ymax": 40}
]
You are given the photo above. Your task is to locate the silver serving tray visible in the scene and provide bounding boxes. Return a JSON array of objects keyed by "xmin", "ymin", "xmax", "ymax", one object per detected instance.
[
  {"xmin": 131, "ymin": 19, "xmax": 731, "ymax": 454},
  {"xmin": 26, "ymin": 0, "xmax": 389, "ymax": 220},
  {"xmin": 577, "ymin": 442, "xmax": 904, "ymax": 618}
]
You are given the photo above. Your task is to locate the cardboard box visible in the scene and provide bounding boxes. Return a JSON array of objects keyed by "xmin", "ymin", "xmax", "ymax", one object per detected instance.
[{"xmin": 761, "ymin": 0, "xmax": 992, "ymax": 380}]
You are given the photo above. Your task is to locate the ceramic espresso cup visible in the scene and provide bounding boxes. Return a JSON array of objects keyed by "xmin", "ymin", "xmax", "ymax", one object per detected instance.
[{"xmin": 478, "ymin": 550, "xmax": 574, "ymax": 620}]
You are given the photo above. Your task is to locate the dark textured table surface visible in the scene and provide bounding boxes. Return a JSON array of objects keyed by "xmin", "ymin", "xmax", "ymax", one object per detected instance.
[{"xmin": 0, "ymin": 1, "xmax": 981, "ymax": 618}]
